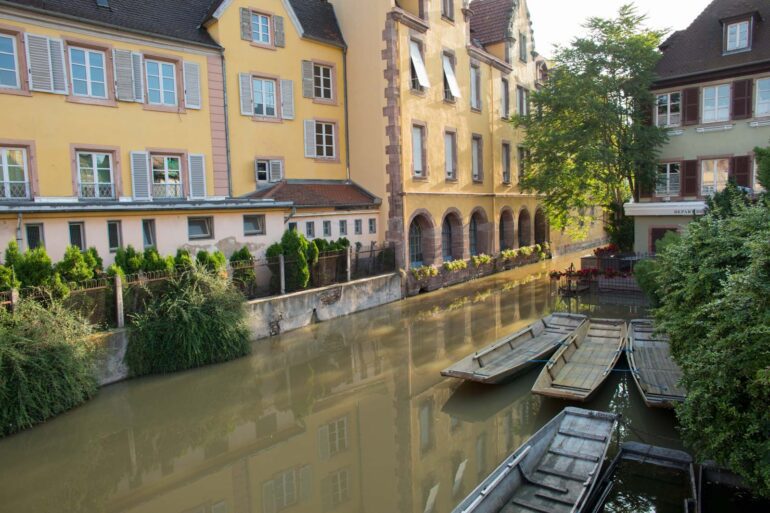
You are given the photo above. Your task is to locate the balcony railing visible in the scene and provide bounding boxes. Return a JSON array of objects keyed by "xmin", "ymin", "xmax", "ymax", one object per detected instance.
[
  {"xmin": 0, "ymin": 181, "xmax": 29, "ymax": 200},
  {"xmin": 152, "ymin": 183, "xmax": 183, "ymax": 199},
  {"xmin": 655, "ymin": 174, "xmax": 680, "ymax": 197},
  {"xmin": 79, "ymin": 183, "xmax": 115, "ymax": 199}
]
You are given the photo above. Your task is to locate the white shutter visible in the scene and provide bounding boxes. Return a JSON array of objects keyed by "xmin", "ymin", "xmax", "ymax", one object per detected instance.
[
  {"xmin": 131, "ymin": 52, "xmax": 144, "ymax": 102},
  {"xmin": 280, "ymin": 79, "xmax": 294, "ymax": 120},
  {"xmin": 188, "ymin": 154, "xmax": 206, "ymax": 198},
  {"xmin": 317, "ymin": 425, "xmax": 330, "ymax": 460},
  {"xmin": 48, "ymin": 38, "xmax": 68, "ymax": 94},
  {"xmin": 299, "ymin": 466, "xmax": 312, "ymax": 501},
  {"xmin": 113, "ymin": 49, "xmax": 134, "ymax": 101},
  {"xmin": 274, "ymin": 16, "xmax": 286, "ymax": 47},
  {"xmin": 25, "ymin": 34, "xmax": 53, "ymax": 92},
  {"xmin": 240, "ymin": 7, "xmax": 252, "ymax": 41},
  {"xmin": 301, "ymin": 60, "xmax": 314, "ymax": 98},
  {"xmin": 269, "ymin": 160, "xmax": 283, "ymax": 182},
  {"xmin": 442, "ymin": 55, "xmax": 461, "ymax": 98},
  {"xmin": 262, "ymin": 481, "xmax": 276, "ymax": 513},
  {"xmin": 183, "ymin": 61, "xmax": 201, "ymax": 109},
  {"xmin": 130, "ymin": 151, "xmax": 151, "ymax": 200},
  {"xmin": 304, "ymin": 120, "xmax": 317, "ymax": 158},
  {"xmin": 409, "ymin": 41, "xmax": 430, "ymax": 88},
  {"xmin": 239, "ymin": 72, "xmax": 253, "ymax": 116}
]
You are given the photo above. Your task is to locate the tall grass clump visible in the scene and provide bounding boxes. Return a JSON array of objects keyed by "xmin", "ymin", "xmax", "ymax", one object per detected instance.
[
  {"xmin": 126, "ymin": 266, "xmax": 250, "ymax": 376},
  {"xmin": 0, "ymin": 299, "xmax": 97, "ymax": 437}
]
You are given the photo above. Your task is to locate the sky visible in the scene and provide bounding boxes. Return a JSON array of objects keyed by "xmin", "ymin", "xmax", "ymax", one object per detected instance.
[{"xmin": 526, "ymin": 0, "xmax": 715, "ymax": 58}]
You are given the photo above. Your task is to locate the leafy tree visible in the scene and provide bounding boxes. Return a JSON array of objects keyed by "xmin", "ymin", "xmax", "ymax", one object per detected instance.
[
  {"xmin": 142, "ymin": 247, "xmax": 174, "ymax": 273},
  {"xmin": 56, "ymin": 245, "xmax": 94, "ymax": 283},
  {"xmin": 754, "ymin": 146, "xmax": 770, "ymax": 191},
  {"xmin": 266, "ymin": 230, "xmax": 312, "ymax": 292},
  {"xmin": 174, "ymin": 249, "xmax": 194, "ymax": 270},
  {"xmin": 15, "ymin": 246, "xmax": 53, "ymax": 287},
  {"xmin": 83, "ymin": 247, "xmax": 103, "ymax": 275},
  {"xmin": 0, "ymin": 264, "xmax": 19, "ymax": 291},
  {"xmin": 653, "ymin": 189, "xmax": 770, "ymax": 496},
  {"xmin": 195, "ymin": 250, "xmax": 227, "ymax": 272},
  {"xmin": 3, "ymin": 240, "xmax": 21, "ymax": 269},
  {"xmin": 515, "ymin": 4, "xmax": 666, "ymax": 250}
]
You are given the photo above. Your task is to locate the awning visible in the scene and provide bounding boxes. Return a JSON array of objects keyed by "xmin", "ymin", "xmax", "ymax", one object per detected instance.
[
  {"xmin": 442, "ymin": 55, "xmax": 461, "ymax": 98},
  {"xmin": 409, "ymin": 40, "xmax": 431, "ymax": 88}
]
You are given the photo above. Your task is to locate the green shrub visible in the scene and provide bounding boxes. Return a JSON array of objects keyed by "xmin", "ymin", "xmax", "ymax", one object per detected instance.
[
  {"xmin": 114, "ymin": 245, "xmax": 144, "ymax": 275},
  {"xmin": 3, "ymin": 240, "xmax": 21, "ymax": 268},
  {"xmin": 15, "ymin": 246, "xmax": 53, "ymax": 287},
  {"xmin": 500, "ymin": 248, "xmax": 519, "ymax": 261},
  {"xmin": 633, "ymin": 259, "xmax": 659, "ymax": 306},
  {"xmin": 0, "ymin": 264, "xmax": 18, "ymax": 291},
  {"xmin": 754, "ymin": 146, "xmax": 770, "ymax": 191},
  {"xmin": 270, "ymin": 230, "xmax": 311, "ymax": 292},
  {"xmin": 126, "ymin": 267, "xmax": 250, "ymax": 376},
  {"xmin": 83, "ymin": 247, "xmax": 103, "ymax": 275},
  {"xmin": 230, "ymin": 247, "xmax": 257, "ymax": 296},
  {"xmin": 195, "ymin": 250, "xmax": 226, "ymax": 272},
  {"xmin": 0, "ymin": 298, "xmax": 97, "ymax": 436},
  {"xmin": 471, "ymin": 254, "xmax": 493, "ymax": 267},
  {"xmin": 56, "ymin": 245, "xmax": 94, "ymax": 283},
  {"xmin": 443, "ymin": 259, "xmax": 468, "ymax": 272},
  {"xmin": 106, "ymin": 263, "xmax": 125, "ymax": 280},
  {"xmin": 411, "ymin": 265, "xmax": 438, "ymax": 280},
  {"xmin": 174, "ymin": 249, "xmax": 194, "ymax": 270},
  {"xmin": 519, "ymin": 246, "xmax": 534, "ymax": 257},
  {"xmin": 142, "ymin": 247, "xmax": 174, "ymax": 273}
]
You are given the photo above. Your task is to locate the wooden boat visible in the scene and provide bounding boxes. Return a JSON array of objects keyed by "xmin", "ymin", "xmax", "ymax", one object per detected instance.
[
  {"xmin": 627, "ymin": 320, "xmax": 685, "ymax": 408},
  {"xmin": 452, "ymin": 407, "xmax": 618, "ymax": 513},
  {"xmin": 441, "ymin": 314, "xmax": 588, "ymax": 384},
  {"xmin": 531, "ymin": 319, "xmax": 626, "ymax": 402}
]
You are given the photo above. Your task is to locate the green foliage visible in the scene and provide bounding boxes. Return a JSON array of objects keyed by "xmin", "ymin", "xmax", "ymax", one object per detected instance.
[
  {"xmin": 142, "ymin": 248, "xmax": 174, "ymax": 273},
  {"xmin": 230, "ymin": 247, "xmax": 258, "ymax": 296},
  {"xmin": 411, "ymin": 265, "xmax": 439, "ymax": 280},
  {"xmin": 442, "ymin": 259, "xmax": 468, "ymax": 272},
  {"xmin": 632, "ymin": 259, "xmax": 659, "ymax": 305},
  {"xmin": 266, "ymin": 230, "xmax": 312, "ymax": 292},
  {"xmin": 755, "ymin": 146, "xmax": 770, "ymax": 191},
  {"xmin": 126, "ymin": 267, "xmax": 250, "ymax": 376},
  {"xmin": 174, "ymin": 249, "xmax": 194, "ymax": 270},
  {"xmin": 519, "ymin": 246, "xmax": 534, "ymax": 257},
  {"xmin": 471, "ymin": 254, "xmax": 493, "ymax": 267},
  {"xmin": 653, "ymin": 193, "xmax": 770, "ymax": 496},
  {"xmin": 515, "ymin": 5, "xmax": 666, "ymax": 242},
  {"xmin": 500, "ymin": 248, "xmax": 519, "ymax": 261},
  {"xmin": 0, "ymin": 264, "xmax": 18, "ymax": 291},
  {"xmin": 56, "ymin": 245, "xmax": 94, "ymax": 283},
  {"xmin": 195, "ymin": 250, "xmax": 226, "ymax": 272},
  {"xmin": 3, "ymin": 240, "xmax": 20, "ymax": 269},
  {"xmin": 0, "ymin": 298, "xmax": 97, "ymax": 436},
  {"xmin": 604, "ymin": 202, "xmax": 635, "ymax": 251},
  {"xmin": 114, "ymin": 245, "xmax": 144, "ymax": 275},
  {"xmin": 83, "ymin": 247, "xmax": 103, "ymax": 275},
  {"xmin": 14, "ymin": 246, "xmax": 53, "ymax": 287},
  {"xmin": 306, "ymin": 240, "xmax": 319, "ymax": 267},
  {"xmin": 313, "ymin": 238, "xmax": 350, "ymax": 253},
  {"xmin": 106, "ymin": 263, "xmax": 125, "ymax": 280},
  {"xmin": 706, "ymin": 181, "xmax": 750, "ymax": 219}
]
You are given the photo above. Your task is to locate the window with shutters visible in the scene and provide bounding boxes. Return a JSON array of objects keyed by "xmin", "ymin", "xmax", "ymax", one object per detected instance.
[
  {"xmin": 244, "ymin": 215, "xmax": 266, "ymax": 236},
  {"xmin": 354, "ymin": 219, "xmax": 362, "ymax": 235},
  {"xmin": 252, "ymin": 77, "xmax": 277, "ymax": 117},
  {"xmin": 702, "ymin": 85, "xmax": 730, "ymax": 123},
  {"xmin": 701, "ymin": 159, "xmax": 729, "ymax": 196},
  {"xmin": 69, "ymin": 47, "xmax": 106, "ymax": 98},
  {"xmin": 0, "ymin": 33, "xmax": 20, "ymax": 90},
  {"xmin": 725, "ymin": 20, "xmax": 751, "ymax": 53},
  {"xmin": 256, "ymin": 160, "xmax": 269, "ymax": 183},
  {"xmin": 251, "ymin": 13, "xmax": 272, "ymax": 45},
  {"xmin": 410, "ymin": 40, "xmax": 429, "ymax": 92},
  {"xmin": 444, "ymin": 130, "xmax": 457, "ymax": 180},
  {"xmin": 339, "ymin": 220, "xmax": 347, "ymax": 236},
  {"xmin": 0, "ymin": 147, "xmax": 29, "ymax": 199},
  {"xmin": 656, "ymin": 163, "xmax": 681, "ymax": 197},
  {"xmin": 325, "ymin": 469, "xmax": 350, "ymax": 507},
  {"xmin": 502, "ymin": 142, "xmax": 511, "ymax": 184},
  {"xmin": 323, "ymin": 220, "xmax": 332, "ymax": 237},
  {"xmin": 151, "ymin": 155, "xmax": 183, "ymax": 198},
  {"xmin": 470, "ymin": 64, "xmax": 481, "ymax": 110},
  {"xmin": 369, "ymin": 218, "xmax": 376, "ymax": 234},
  {"xmin": 412, "ymin": 124, "xmax": 426, "ymax": 177},
  {"xmin": 107, "ymin": 221, "xmax": 122, "ymax": 252},
  {"xmin": 471, "ymin": 135, "xmax": 482, "ymax": 182},
  {"xmin": 315, "ymin": 122, "xmax": 336, "ymax": 159},
  {"xmin": 142, "ymin": 219, "xmax": 156, "ymax": 248},
  {"xmin": 77, "ymin": 152, "xmax": 114, "ymax": 199},
  {"xmin": 757, "ymin": 78, "xmax": 770, "ymax": 117},
  {"xmin": 69, "ymin": 222, "xmax": 85, "ymax": 251},
  {"xmin": 25, "ymin": 223, "xmax": 44, "ymax": 250},
  {"xmin": 656, "ymin": 92, "xmax": 681, "ymax": 127},
  {"xmin": 145, "ymin": 59, "xmax": 177, "ymax": 106},
  {"xmin": 188, "ymin": 217, "xmax": 213, "ymax": 240},
  {"xmin": 313, "ymin": 64, "xmax": 333, "ymax": 100},
  {"xmin": 442, "ymin": 52, "xmax": 460, "ymax": 102}
]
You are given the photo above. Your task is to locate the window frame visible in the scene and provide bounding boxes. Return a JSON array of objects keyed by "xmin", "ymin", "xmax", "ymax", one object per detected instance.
[
  {"xmin": 243, "ymin": 214, "xmax": 266, "ymax": 236},
  {"xmin": 519, "ymin": 32, "xmax": 528, "ymax": 62},
  {"xmin": 470, "ymin": 63, "xmax": 481, "ymax": 111},
  {"xmin": 724, "ymin": 19, "xmax": 751, "ymax": 53},
  {"xmin": 68, "ymin": 46, "xmax": 108, "ymax": 99},
  {"xmin": 145, "ymin": 58, "xmax": 178, "ymax": 107},
  {"xmin": 354, "ymin": 219, "xmax": 363, "ymax": 235},
  {"xmin": 656, "ymin": 162, "xmax": 681, "ymax": 197},
  {"xmin": 187, "ymin": 216, "xmax": 214, "ymax": 240},
  {"xmin": 107, "ymin": 220, "xmax": 122, "ymax": 253},
  {"xmin": 444, "ymin": 129, "xmax": 457, "ymax": 181},
  {"xmin": 501, "ymin": 77, "xmax": 510, "ymax": 118},
  {"xmin": 142, "ymin": 219, "xmax": 156, "ymax": 249},
  {"xmin": 252, "ymin": 76, "xmax": 278, "ymax": 118},
  {"xmin": 306, "ymin": 221, "xmax": 315, "ymax": 238},
  {"xmin": 0, "ymin": 31, "xmax": 20, "ymax": 90},
  {"xmin": 312, "ymin": 62, "xmax": 334, "ymax": 102},
  {"xmin": 441, "ymin": 0, "xmax": 454, "ymax": 21},
  {"xmin": 323, "ymin": 220, "xmax": 332, "ymax": 237},
  {"xmin": 25, "ymin": 223, "xmax": 44, "ymax": 250},
  {"xmin": 339, "ymin": 219, "xmax": 348, "ymax": 236},
  {"xmin": 76, "ymin": 151, "xmax": 115, "ymax": 199},
  {"xmin": 517, "ymin": 146, "xmax": 528, "ymax": 182},
  {"xmin": 656, "ymin": 91, "xmax": 682, "ymax": 127},
  {"xmin": 442, "ymin": 51, "xmax": 460, "ymax": 103},
  {"xmin": 517, "ymin": 86, "xmax": 529, "ymax": 116},
  {"xmin": 409, "ymin": 39, "xmax": 429, "ymax": 93},
  {"xmin": 314, "ymin": 121, "xmax": 337, "ymax": 160},
  {"xmin": 251, "ymin": 11, "xmax": 273, "ymax": 46},
  {"xmin": 700, "ymin": 158, "xmax": 730, "ymax": 196},
  {"xmin": 0, "ymin": 146, "xmax": 30, "ymax": 200},
  {"xmin": 702, "ymin": 84, "xmax": 731, "ymax": 123},
  {"xmin": 756, "ymin": 77, "xmax": 770, "ymax": 118},
  {"xmin": 471, "ymin": 134, "xmax": 483, "ymax": 183},
  {"xmin": 502, "ymin": 142, "xmax": 512, "ymax": 184},
  {"xmin": 69, "ymin": 221, "xmax": 86, "ymax": 251},
  {"xmin": 368, "ymin": 218, "xmax": 376, "ymax": 234},
  {"xmin": 150, "ymin": 153, "xmax": 184, "ymax": 199},
  {"xmin": 412, "ymin": 123, "xmax": 427, "ymax": 178}
]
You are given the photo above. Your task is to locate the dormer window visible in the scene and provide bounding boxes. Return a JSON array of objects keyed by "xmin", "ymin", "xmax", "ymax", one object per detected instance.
[{"xmin": 725, "ymin": 20, "xmax": 751, "ymax": 53}]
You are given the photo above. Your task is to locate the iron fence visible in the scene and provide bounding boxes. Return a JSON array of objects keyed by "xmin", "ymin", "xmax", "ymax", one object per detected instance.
[{"xmin": 351, "ymin": 245, "xmax": 397, "ymax": 280}]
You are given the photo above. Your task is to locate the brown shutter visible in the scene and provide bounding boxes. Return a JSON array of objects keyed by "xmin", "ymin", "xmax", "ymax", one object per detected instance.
[
  {"xmin": 682, "ymin": 160, "xmax": 699, "ymax": 196},
  {"xmin": 683, "ymin": 87, "xmax": 700, "ymax": 125},
  {"xmin": 732, "ymin": 156, "xmax": 751, "ymax": 188},
  {"xmin": 731, "ymin": 79, "xmax": 753, "ymax": 120}
]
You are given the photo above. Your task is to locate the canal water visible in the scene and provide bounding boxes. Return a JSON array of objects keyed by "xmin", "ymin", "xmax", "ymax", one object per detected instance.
[{"xmin": 0, "ymin": 254, "xmax": 689, "ymax": 513}]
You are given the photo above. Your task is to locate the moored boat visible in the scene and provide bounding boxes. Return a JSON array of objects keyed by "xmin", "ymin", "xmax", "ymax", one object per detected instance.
[
  {"xmin": 441, "ymin": 314, "xmax": 588, "ymax": 384},
  {"xmin": 452, "ymin": 407, "xmax": 619, "ymax": 513},
  {"xmin": 531, "ymin": 319, "xmax": 626, "ymax": 402},
  {"xmin": 627, "ymin": 319, "xmax": 686, "ymax": 408}
]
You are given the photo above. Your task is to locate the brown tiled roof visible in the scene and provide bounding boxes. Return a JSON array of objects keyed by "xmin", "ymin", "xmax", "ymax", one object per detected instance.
[
  {"xmin": 245, "ymin": 181, "xmax": 380, "ymax": 208},
  {"xmin": 469, "ymin": 0, "xmax": 514, "ymax": 46},
  {"xmin": 655, "ymin": 0, "xmax": 770, "ymax": 83}
]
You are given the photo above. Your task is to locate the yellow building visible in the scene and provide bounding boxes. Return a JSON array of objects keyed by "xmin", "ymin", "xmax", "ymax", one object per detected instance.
[{"xmin": 330, "ymin": 0, "xmax": 605, "ymax": 268}]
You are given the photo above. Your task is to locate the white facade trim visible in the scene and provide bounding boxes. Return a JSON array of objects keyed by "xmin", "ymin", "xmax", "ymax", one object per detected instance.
[
  {"xmin": 624, "ymin": 201, "xmax": 706, "ymax": 217},
  {"xmin": 696, "ymin": 124, "xmax": 734, "ymax": 134},
  {"xmin": 749, "ymin": 119, "xmax": 770, "ymax": 128}
]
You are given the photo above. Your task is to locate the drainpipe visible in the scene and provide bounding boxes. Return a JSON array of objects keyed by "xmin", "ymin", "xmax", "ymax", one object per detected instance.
[
  {"xmin": 15, "ymin": 212, "xmax": 23, "ymax": 246},
  {"xmin": 343, "ymin": 46, "xmax": 351, "ymax": 182},
  {"xmin": 220, "ymin": 51, "xmax": 233, "ymax": 198}
]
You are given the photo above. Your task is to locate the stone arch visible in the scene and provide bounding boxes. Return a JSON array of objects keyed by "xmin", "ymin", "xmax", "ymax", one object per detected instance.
[
  {"xmin": 407, "ymin": 209, "xmax": 437, "ymax": 268},
  {"xmin": 469, "ymin": 207, "xmax": 491, "ymax": 256},
  {"xmin": 534, "ymin": 207, "xmax": 549, "ymax": 245},
  {"xmin": 441, "ymin": 208, "xmax": 464, "ymax": 262},
  {"xmin": 518, "ymin": 208, "xmax": 532, "ymax": 248},
  {"xmin": 499, "ymin": 207, "xmax": 515, "ymax": 251}
]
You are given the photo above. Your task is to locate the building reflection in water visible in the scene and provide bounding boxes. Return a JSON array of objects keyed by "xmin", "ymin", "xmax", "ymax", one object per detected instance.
[{"xmin": 0, "ymin": 265, "xmax": 675, "ymax": 513}]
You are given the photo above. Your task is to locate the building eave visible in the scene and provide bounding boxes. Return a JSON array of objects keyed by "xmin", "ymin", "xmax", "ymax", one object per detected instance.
[
  {"xmin": 0, "ymin": 199, "xmax": 293, "ymax": 215},
  {"xmin": 624, "ymin": 201, "xmax": 707, "ymax": 217}
]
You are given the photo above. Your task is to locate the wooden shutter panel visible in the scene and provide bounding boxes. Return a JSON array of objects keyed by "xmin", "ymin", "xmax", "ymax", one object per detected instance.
[
  {"xmin": 239, "ymin": 73, "xmax": 253, "ymax": 116},
  {"xmin": 188, "ymin": 154, "xmax": 206, "ymax": 198},
  {"xmin": 302, "ymin": 60, "xmax": 314, "ymax": 98},
  {"xmin": 274, "ymin": 16, "xmax": 286, "ymax": 47},
  {"xmin": 26, "ymin": 34, "xmax": 53, "ymax": 92},
  {"xmin": 130, "ymin": 151, "xmax": 151, "ymax": 200},
  {"xmin": 240, "ymin": 8, "xmax": 252, "ymax": 41},
  {"xmin": 732, "ymin": 79, "xmax": 753, "ymax": 120},
  {"xmin": 304, "ymin": 120, "xmax": 317, "ymax": 158},
  {"xmin": 732, "ymin": 156, "xmax": 751, "ymax": 188},
  {"xmin": 48, "ymin": 39, "xmax": 68, "ymax": 94},
  {"xmin": 280, "ymin": 79, "xmax": 294, "ymax": 120},
  {"xmin": 131, "ymin": 53, "xmax": 144, "ymax": 102},
  {"xmin": 113, "ymin": 49, "xmax": 134, "ymax": 101},
  {"xmin": 682, "ymin": 160, "xmax": 698, "ymax": 196},
  {"xmin": 183, "ymin": 61, "xmax": 201, "ymax": 109},
  {"xmin": 269, "ymin": 160, "xmax": 283, "ymax": 182},
  {"xmin": 683, "ymin": 87, "xmax": 700, "ymax": 125}
]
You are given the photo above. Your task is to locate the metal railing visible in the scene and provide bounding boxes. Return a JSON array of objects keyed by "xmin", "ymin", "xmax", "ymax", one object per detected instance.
[
  {"xmin": 79, "ymin": 183, "xmax": 115, "ymax": 199},
  {"xmin": 152, "ymin": 183, "xmax": 183, "ymax": 199},
  {"xmin": 0, "ymin": 181, "xmax": 29, "ymax": 199}
]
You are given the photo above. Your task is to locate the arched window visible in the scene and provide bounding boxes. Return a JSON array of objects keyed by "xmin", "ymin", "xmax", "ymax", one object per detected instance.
[
  {"xmin": 469, "ymin": 216, "xmax": 478, "ymax": 256},
  {"xmin": 442, "ymin": 218, "xmax": 453, "ymax": 261},
  {"xmin": 409, "ymin": 220, "xmax": 423, "ymax": 267},
  {"xmin": 518, "ymin": 209, "xmax": 531, "ymax": 247}
]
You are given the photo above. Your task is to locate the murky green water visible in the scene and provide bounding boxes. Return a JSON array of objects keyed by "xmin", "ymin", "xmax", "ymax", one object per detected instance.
[{"xmin": 0, "ymin": 254, "xmax": 686, "ymax": 513}]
